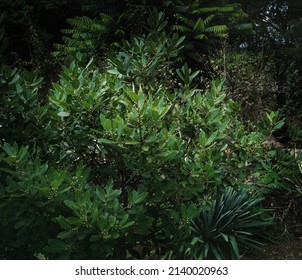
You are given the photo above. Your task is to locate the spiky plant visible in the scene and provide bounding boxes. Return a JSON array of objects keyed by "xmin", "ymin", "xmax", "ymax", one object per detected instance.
[{"xmin": 188, "ymin": 187, "xmax": 272, "ymax": 260}]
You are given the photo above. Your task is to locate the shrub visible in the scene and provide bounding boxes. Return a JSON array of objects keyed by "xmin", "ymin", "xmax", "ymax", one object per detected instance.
[
  {"xmin": 0, "ymin": 143, "xmax": 151, "ymax": 259},
  {"xmin": 0, "ymin": 64, "xmax": 46, "ymax": 143},
  {"xmin": 0, "ymin": 29, "xmax": 287, "ymax": 259}
]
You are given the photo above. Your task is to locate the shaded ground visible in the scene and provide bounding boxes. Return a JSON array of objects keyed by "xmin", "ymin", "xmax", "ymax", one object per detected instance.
[
  {"xmin": 243, "ymin": 189, "xmax": 302, "ymax": 260},
  {"xmin": 244, "ymin": 238, "xmax": 302, "ymax": 260}
]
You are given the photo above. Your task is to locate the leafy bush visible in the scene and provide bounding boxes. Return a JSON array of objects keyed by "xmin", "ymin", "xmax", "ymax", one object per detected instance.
[
  {"xmin": 107, "ymin": 31, "xmax": 184, "ymax": 90},
  {"xmin": 0, "ymin": 64, "xmax": 46, "ymax": 144},
  {"xmin": 0, "ymin": 143, "xmax": 150, "ymax": 259},
  {"xmin": 0, "ymin": 27, "xmax": 290, "ymax": 259}
]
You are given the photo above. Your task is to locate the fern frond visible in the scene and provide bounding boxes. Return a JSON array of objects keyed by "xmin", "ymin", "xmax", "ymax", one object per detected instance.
[
  {"xmin": 195, "ymin": 33, "xmax": 209, "ymax": 41},
  {"xmin": 67, "ymin": 16, "xmax": 93, "ymax": 28},
  {"xmin": 62, "ymin": 29, "xmax": 75, "ymax": 35},
  {"xmin": 204, "ymin": 15, "xmax": 215, "ymax": 26},
  {"xmin": 195, "ymin": 6, "xmax": 235, "ymax": 14},
  {"xmin": 174, "ymin": 4, "xmax": 190, "ymax": 13},
  {"xmin": 175, "ymin": 14, "xmax": 195, "ymax": 28},
  {"xmin": 53, "ymin": 43, "xmax": 64, "ymax": 50},
  {"xmin": 193, "ymin": 18, "xmax": 205, "ymax": 32},
  {"xmin": 91, "ymin": 23, "xmax": 105, "ymax": 32},
  {"xmin": 205, "ymin": 25, "xmax": 228, "ymax": 34},
  {"xmin": 172, "ymin": 24, "xmax": 191, "ymax": 33},
  {"xmin": 53, "ymin": 13, "xmax": 114, "ymax": 60},
  {"xmin": 231, "ymin": 11, "xmax": 249, "ymax": 19}
]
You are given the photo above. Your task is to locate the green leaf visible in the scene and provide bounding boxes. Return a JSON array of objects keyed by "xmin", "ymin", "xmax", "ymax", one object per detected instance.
[
  {"xmin": 273, "ymin": 121, "xmax": 284, "ymax": 131},
  {"xmin": 191, "ymin": 237, "xmax": 201, "ymax": 246},
  {"xmin": 100, "ymin": 115, "xmax": 112, "ymax": 131},
  {"xmin": 189, "ymin": 71, "xmax": 200, "ymax": 81},
  {"xmin": 176, "ymin": 36, "xmax": 186, "ymax": 47},
  {"xmin": 125, "ymin": 140, "xmax": 140, "ymax": 145},
  {"xmin": 108, "ymin": 215, "xmax": 117, "ymax": 227},
  {"xmin": 220, "ymin": 144, "xmax": 228, "ymax": 151},
  {"xmin": 181, "ymin": 203, "xmax": 187, "ymax": 218},
  {"xmin": 47, "ymin": 239, "xmax": 66, "ymax": 252},
  {"xmin": 64, "ymin": 200, "xmax": 78, "ymax": 210},
  {"xmin": 119, "ymin": 214, "xmax": 129, "ymax": 226},
  {"xmin": 122, "ymin": 221, "xmax": 135, "ymax": 229},
  {"xmin": 9, "ymin": 73, "xmax": 20, "ymax": 85},
  {"xmin": 266, "ymin": 112, "xmax": 275, "ymax": 123},
  {"xmin": 2, "ymin": 143, "xmax": 15, "ymax": 157},
  {"xmin": 209, "ymin": 242, "xmax": 222, "ymax": 260},
  {"xmin": 14, "ymin": 220, "xmax": 26, "ymax": 230},
  {"xmin": 158, "ymin": 20, "xmax": 168, "ymax": 31},
  {"xmin": 107, "ymin": 69, "xmax": 121, "ymax": 75},
  {"xmin": 0, "ymin": 167, "xmax": 16, "ymax": 175},
  {"xmin": 53, "ymin": 83, "xmax": 63, "ymax": 93},
  {"xmin": 128, "ymin": 90, "xmax": 139, "ymax": 103},
  {"xmin": 221, "ymin": 233, "xmax": 229, "ymax": 242},
  {"xmin": 142, "ymin": 145, "xmax": 150, "ymax": 152},
  {"xmin": 214, "ymin": 93, "xmax": 226, "ymax": 105},
  {"xmin": 204, "ymin": 243, "xmax": 209, "ymax": 258},
  {"xmin": 72, "ymin": 78, "xmax": 80, "ymax": 89},
  {"xmin": 98, "ymin": 138, "xmax": 116, "ymax": 144},
  {"xmin": 230, "ymin": 236, "xmax": 240, "ymax": 259},
  {"xmin": 199, "ymin": 130, "xmax": 207, "ymax": 146},
  {"xmin": 176, "ymin": 69, "xmax": 184, "ymax": 81},
  {"xmin": 132, "ymin": 191, "xmax": 148, "ymax": 205},
  {"xmin": 159, "ymin": 105, "xmax": 171, "ymax": 119},
  {"xmin": 58, "ymin": 111, "xmax": 70, "ymax": 117},
  {"xmin": 57, "ymin": 217, "xmax": 72, "ymax": 230},
  {"xmin": 145, "ymin": 134, "xmax": 157, "ymax": 143},
  {"xmin": 96, "ymin": 188, "xmax": 105, "ymax": 201},
  {"xmin": 57, "ymin": 231, "xmax": 74, "ymax": 239},
  {"xmin": 205, "ymin": 131, "xmax": 218, "ymax": 146},
  {"xmin": 18, "ymin": 145, "xmax": 29, "ymax": 161}
]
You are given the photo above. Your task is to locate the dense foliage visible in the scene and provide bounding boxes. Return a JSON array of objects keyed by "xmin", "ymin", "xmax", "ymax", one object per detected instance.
[{"xmin": 0, "ymin": 0, "xmax": 302, "ymax": 260}]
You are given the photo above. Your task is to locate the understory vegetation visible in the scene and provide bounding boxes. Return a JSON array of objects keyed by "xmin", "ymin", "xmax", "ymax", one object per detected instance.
[{"xmin": 0, "ymin": 0, "xmax": 302, "ymax": 260}]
